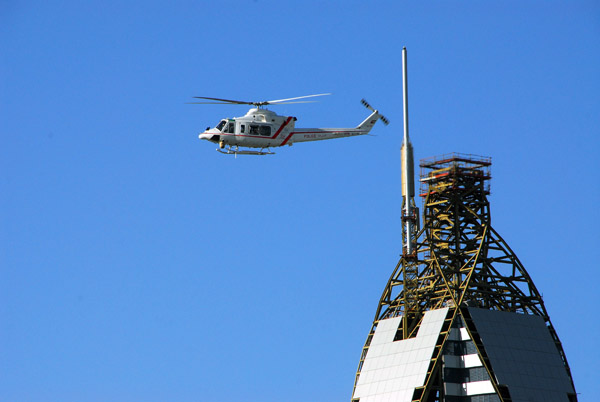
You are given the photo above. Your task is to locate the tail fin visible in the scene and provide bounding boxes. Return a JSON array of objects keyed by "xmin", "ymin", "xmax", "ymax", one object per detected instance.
[{"xmin": 357, "ymin": 99, "xmax": 389, "ymax": 131}]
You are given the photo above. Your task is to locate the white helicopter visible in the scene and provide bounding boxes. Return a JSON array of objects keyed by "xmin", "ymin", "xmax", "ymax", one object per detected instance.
[{"xmin": 192, "ymin": 94, "xmax": 389, "ymax": 155}]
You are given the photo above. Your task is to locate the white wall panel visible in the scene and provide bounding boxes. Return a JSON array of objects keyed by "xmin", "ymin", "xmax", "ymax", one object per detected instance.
[
  {"xmin": 465, "ymin": 380, "xmax": 495, "ymax": 395},
  {"xmin": 462, "ymin": 353, "xmax": 482, "ymax": 368},
  {"xmin": 459, "ymin": 327, "xmax": 471, "ymax": 340},
  {"xmin": 353, "ymin": 308, "xmax": 449, "ymax": 402}
]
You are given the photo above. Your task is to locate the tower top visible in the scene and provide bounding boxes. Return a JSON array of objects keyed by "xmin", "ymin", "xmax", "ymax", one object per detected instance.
[{"xmin": 419, "ymin": 153, "xmax": 491, "ymax": 197}]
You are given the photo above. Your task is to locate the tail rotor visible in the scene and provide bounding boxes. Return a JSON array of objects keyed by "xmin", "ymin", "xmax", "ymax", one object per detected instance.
[{"xmin": 361, "ymin": 98, "xmax": 389, "ymax": 125}]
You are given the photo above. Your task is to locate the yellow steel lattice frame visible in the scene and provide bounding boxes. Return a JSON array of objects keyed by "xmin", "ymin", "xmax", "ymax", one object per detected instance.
[{"xmin": 352, "ymin": 154, "xmax": 576, "ymax": 401}]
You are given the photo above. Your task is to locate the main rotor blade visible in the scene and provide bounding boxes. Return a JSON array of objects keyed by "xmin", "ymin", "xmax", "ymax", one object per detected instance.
[
  {"xmin": 268, "ymin": 100, "xmax": 319, "ymax": 105},
  {"xmin": 267, "ymin": 93, "xmax": 331, "ymax": 104},
  {"xmin": 186, "ymin": 102, "xmax": 244, "ymax": 105},
  {"xmin": 187, "ymin": 100, "xmax": 317, "ymax": 106},
  {"xmin": 192, "ymin": 96, "xmax": 253, "ymax": 105},
  {"xmin": 190, "ymin": 93, "xmax": 331, "ymax": 107}
]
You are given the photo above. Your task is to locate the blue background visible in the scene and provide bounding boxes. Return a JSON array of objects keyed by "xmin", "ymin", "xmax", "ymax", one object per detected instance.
[{"xmin": 2, "ymin": 1, "xmax": 599, "ymax": 401}]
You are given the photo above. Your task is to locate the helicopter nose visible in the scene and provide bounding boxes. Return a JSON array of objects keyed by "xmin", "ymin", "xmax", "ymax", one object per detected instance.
[{"xmin": 199, "ymin": 132, "xmax": 219, "ymax": 142}]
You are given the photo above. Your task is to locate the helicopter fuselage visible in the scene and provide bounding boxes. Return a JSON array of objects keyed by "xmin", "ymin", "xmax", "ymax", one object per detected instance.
[{"xmin": 199, "ymin": 107, "xmax": 382, "ymax": 151}]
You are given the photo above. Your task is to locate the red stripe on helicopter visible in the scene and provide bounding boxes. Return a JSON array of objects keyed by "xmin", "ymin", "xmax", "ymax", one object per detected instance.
[
  {"xmin": 280, "ymin": 131, "xmax": 295, "ymax": 146},
  {"xmin": 272, "ymin": 116, "xmax": 293, "ymax": 139}
]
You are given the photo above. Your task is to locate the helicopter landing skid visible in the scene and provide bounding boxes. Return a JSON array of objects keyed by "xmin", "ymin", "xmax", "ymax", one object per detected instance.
[{"xmin": 217, "ymin": 146, "xmax": 275, "ymax": 156}]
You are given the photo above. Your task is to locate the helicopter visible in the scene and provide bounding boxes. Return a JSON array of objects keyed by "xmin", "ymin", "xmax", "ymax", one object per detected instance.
[{"xmin": 191, "ymin": 94, "xmax": 389, "ymax": 155}]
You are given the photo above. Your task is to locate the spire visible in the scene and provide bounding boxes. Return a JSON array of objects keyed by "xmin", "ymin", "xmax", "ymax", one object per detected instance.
[
  {"xmin": 401, "ymin": 47, "xmax": 416, "ymax": 254},
  {"xmin": 402, "ymin": 47, "xmax": 411, "ymax": 150}
]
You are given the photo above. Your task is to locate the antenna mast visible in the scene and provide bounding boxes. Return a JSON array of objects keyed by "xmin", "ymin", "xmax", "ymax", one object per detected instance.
[
  {"xmin": 400, "ymin": 47, "xmax": 420, "ymax": 339},
  {"xmin": 401, "ymin": 47, "xmax": 416, "ymax": 254}
]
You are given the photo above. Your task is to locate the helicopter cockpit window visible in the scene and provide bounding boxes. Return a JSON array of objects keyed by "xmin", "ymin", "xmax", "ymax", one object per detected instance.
[
  {"xmin": 240, "ymin": 124, "xmax": 245, "ymax": 133},
  {"xmin": 216, "ymin": 120, "xmax": 227, "ymax": 131}
]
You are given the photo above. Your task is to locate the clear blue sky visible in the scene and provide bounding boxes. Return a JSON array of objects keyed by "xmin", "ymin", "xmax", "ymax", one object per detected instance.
[{"xmin": 1, "ymin": 1, "xmax": 599, "ymax": 401}]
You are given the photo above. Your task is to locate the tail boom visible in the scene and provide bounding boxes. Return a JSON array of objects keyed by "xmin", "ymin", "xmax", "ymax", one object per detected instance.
[
  {"xmin": 288, "ymin": 128, "xmax": 369, "ymax": 144},
  {"xmin": 289, "ymin": 100, "xmax": 388, "ymax": 144}
]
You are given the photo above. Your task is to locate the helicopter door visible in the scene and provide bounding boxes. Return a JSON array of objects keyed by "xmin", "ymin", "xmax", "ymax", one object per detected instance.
[{"xmin": 224, "ymin": 121, "xmax": 235, "ymax": 134}]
